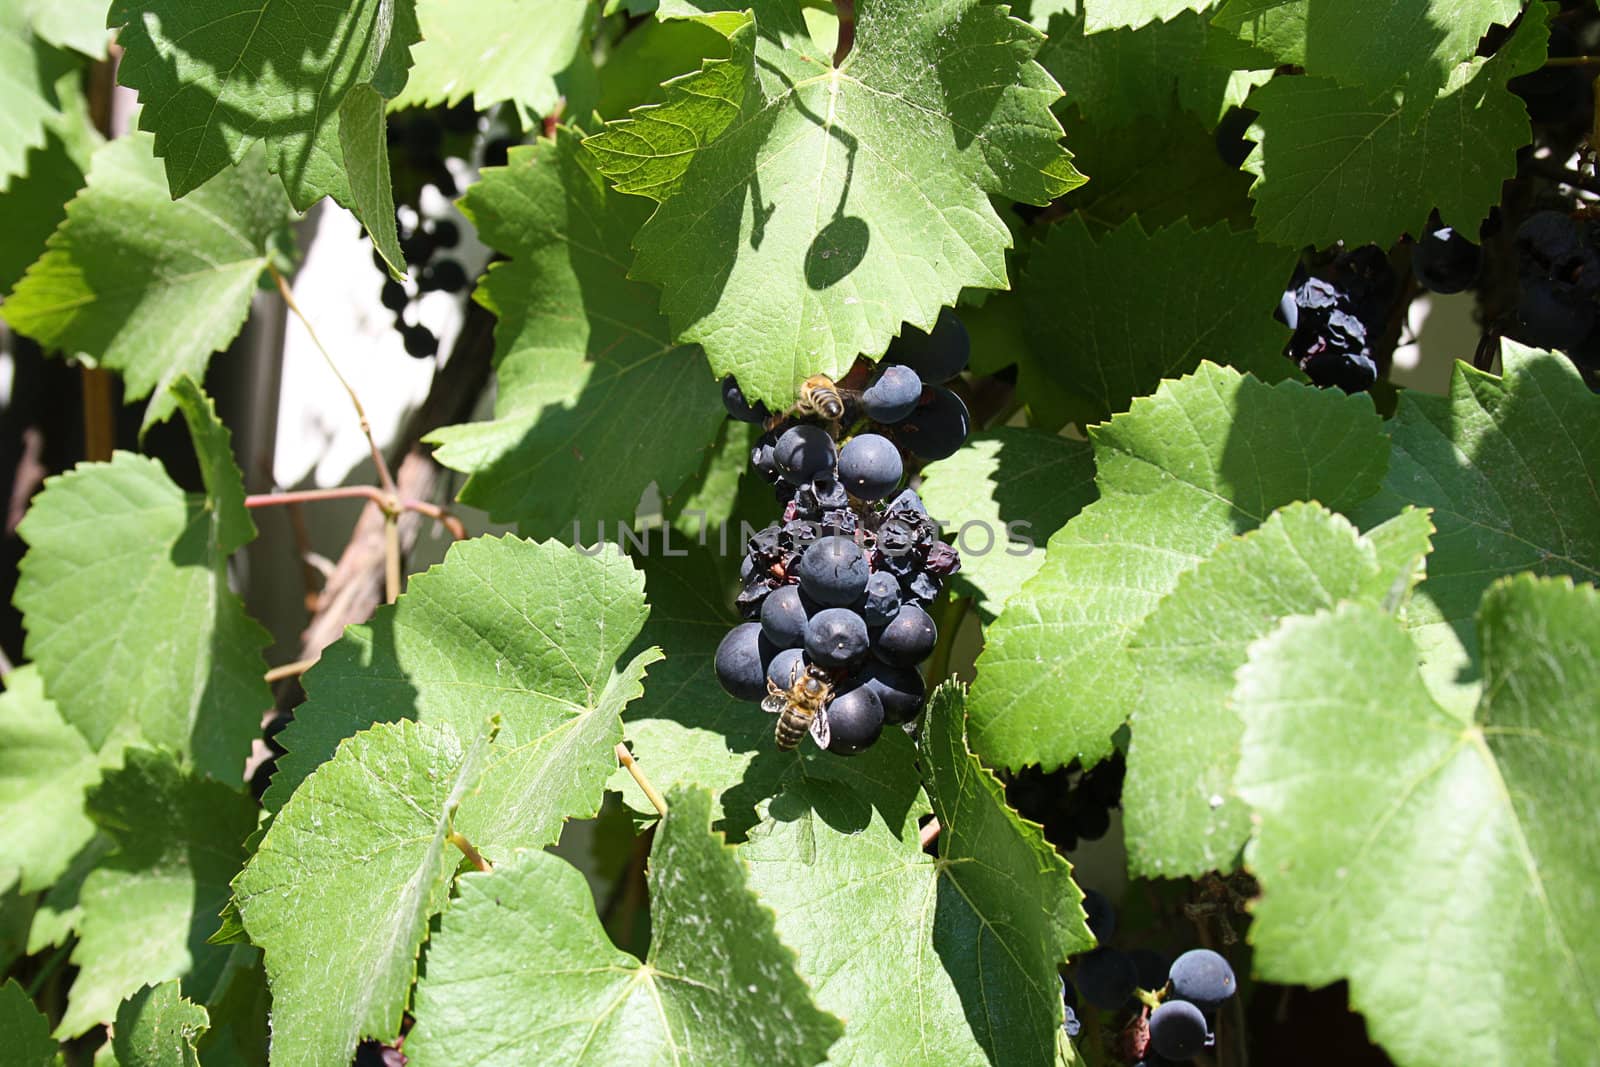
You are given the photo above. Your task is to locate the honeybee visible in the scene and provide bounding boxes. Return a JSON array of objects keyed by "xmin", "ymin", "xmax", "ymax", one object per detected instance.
[
  {"xmin": 762, "ymin": 660, "xmax": 833, "ymax": 750},
  {"xmin": 794, "ymin": 374, "xmax": 846, "ymax": 421}
]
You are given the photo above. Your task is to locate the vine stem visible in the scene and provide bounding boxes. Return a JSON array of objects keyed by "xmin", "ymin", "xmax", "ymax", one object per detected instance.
[
  {"xmin": 244, "ymin": 486, "xmax": 469, "ymax": 541},
  {"xmin": 448, "ymin": 831, "xmax": 493, "ymax": 873},
  {"xmin": 264, "ymin": 658, "xmax": 319, "ymax": 684},
  {"xmin": 1544, "ymin": 55, "xmax": 1600, "ymax": 67},
  {"xmin": 919, "ymin": 817, "xmax": 942, "ymax": 850},
  {"xmin": 615, "ymin": 743, "xmax": 668, "ymax": 817},
  {"xmin": 833, "ymin": 0, "xmax": 855, "ymax": 66}
]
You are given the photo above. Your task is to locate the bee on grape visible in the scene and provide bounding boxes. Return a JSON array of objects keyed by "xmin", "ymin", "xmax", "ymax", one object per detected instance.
[{"xmin": 762, "ymin": 660, "xmax": 833, "ymax": 751}]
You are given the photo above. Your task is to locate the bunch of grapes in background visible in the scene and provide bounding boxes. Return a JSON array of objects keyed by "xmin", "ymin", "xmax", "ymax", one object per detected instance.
[
  {"xmin": 713, "ymin": 310, "xmax": 973, "ymax": 754},
  {"xmin": 1276, "ymin": 245, "xmax": 1397, "ymax": 393}
]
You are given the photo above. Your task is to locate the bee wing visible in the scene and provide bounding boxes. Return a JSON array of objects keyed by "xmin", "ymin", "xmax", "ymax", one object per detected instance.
[
  {"xmin": 760, "ymin": 693, "xmax": 787, "ymax": 716},
  {"xmin": 809, "ymin": 707, "xmax": 830, "ymax": 750}
]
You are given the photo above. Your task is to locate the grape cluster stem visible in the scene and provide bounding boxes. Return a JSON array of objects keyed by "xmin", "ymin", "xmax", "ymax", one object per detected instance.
[{"xmin": 615, "ymin": 743, "xmax": 669, "ymax": 818}]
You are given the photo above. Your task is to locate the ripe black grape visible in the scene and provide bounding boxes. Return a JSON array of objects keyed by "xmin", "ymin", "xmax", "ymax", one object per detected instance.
[
  {"xmin": 1148, "ymin": 999, "xmax": 1209, "ymax": 1061},
  {"xmin": 765, "ymin": 647, "xmax": 806, "ymax": 691},
  {"xmin": 1411, "ymin": 225, "xmax": 1480, "ymax": 294},
  {"xmin": 714, "ymin": 622, "xmax": 771, "ymax": 702},
  {"xmin": 419, "ymin": 259, "xmax": 468, "ymax": 294},
  {"xmin": 858, "ymin": 660, "xmax": 924, "ymax": 724},
  {"xmin": 430, "ymin": 218, "xmax": 461, "ymax": 249},
  {"xmin": 804, "ymin": 607, "xmax": 870, "ymax": 669},
  {"xmin": 400, "ymin": 323, "xmax": 438, "ymax": 359},
  {"xmin": 823, "ymin": 682, "xmax": 884, "ymax": 754},
  {"xmin": 1167, "ymin": 949, "xmax": 1237, "ymax": 1009},
  {"xmin": 1075, "ymin": 948, "xmax": 1137, "ymax": 1010},
  {"xmin": 796, "ymin": 535, "xmax": 870, "ymax": 606},
  {"xmin": 1129, "ymin": 948, "xmax": 1170, "ymax": 991},
  {"xmin": 760, "ymin": 584, "xmax": 811, "ymax": 649},
  {"xmin": 1282, "ymin": 274, "xmax": 1378, "ymax": 393},
  {"xmin": 861, "ymin": 364, "xmax": 923, "ymax": 423},
  {"xmin": 859, "ymin": 571, "xmax": 901, "ymax": 627},
  {"xmin": 837, "ymin": 433, "xmax": 903, "ymax": 499},
  {"xmin": 1517, "ymin": 279, "xmax": 1594, "ymax": 349},
  {"xmin": 1081, "ymin": 888, "xmax": 1115, "ymax": 944},
  {"xmin": 775, "ymin": 424, "xmax": 836, "ymax": 482},
  {"xmin": 888, "ymin": 307, "xmax": 970, "ymax": 383},
  {"xmin": 900, "ymin": 387, "xmax": 970, "ymax": 460},
  {"xmin": 874, "ymin": 603, "xmax": 937, "ymax": 667},
  {"xmin": 723, "ymin": 375, "xmax": 768, "ymax": 424},
  {"xmin": 380, "ymin": 279, "xmax": 408, "ymax": 313}
]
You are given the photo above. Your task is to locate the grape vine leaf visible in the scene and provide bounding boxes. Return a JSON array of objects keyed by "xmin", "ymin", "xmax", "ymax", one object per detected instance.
[
  {"xmin": 236, "ymin": 717, "xmax": 495, "ymax": 1067},
  {"xmin": 392, "ymin": 0, "xmax": 592, "ymax": 120},
  {"xmin": 1213, "ymin": 0, "xmax": 1523, "ymax": 98},
  {"xmin": 23, "ymin": 0, "xmax": 111, "ymax": 58},
  {"xmin": 265, "ymin": 535, "xmax": 656, "ymax": 855},
  {"xmin": 0, "ymin": 129, "xmax": 86, "ymax": 296},
  {"xmin": 595, "ymin": 14, "xmax": 731, "ymax": 120},
  {"xmin": 0, "ymin": 978, "xmax": 57, "ymax": 1067},
  {"xmin": 407, "ymin": 786, "xmax": 843, "ymax": 1065},
  {"xmin": 14, "ymin": 380, "xmax": 271, "ymax": 784},
  {"xmin": 112, "ymin": 982, "xmax": 209, "ymax": 1067},
  {"xmin": 1120, "ymin": 503, "xmax": 1433, "ymax": 879},
  {"xmin": 57, "ymin": 749, "xmax": 255, "ymax": 1039},
  {"xmin": 427, "ymin": 130, "xmax": 725, "ymax": 536},
  {"xmin": 3, "ymin": 134, "xmax": 294, "ymax": 428},
  {"xmin": 0, "ymin": 3, "xmax": 73, "ymax": 192},
  {"xmin": 1019, "ymin": 217, "xmax": 1298, "ymax": 420},
  {"xmin": 26, "ymin": 836, "xmax": 109, "ymax": 956},
  {"xmin": 1081, "ymin": 0, "xmax": 1221, "ymax": 32},
  {"xmin": 0, "ymin": 666, "xmax": 101, "ymax": 896},
  {"xmin": 918, "ymin": 428, "xmax": 1097, "ymax": 619},
  {"xmin": 1234, "ymin": 576, "xmax": 1600, "ymax": 1067},
  {"xmin": 1242, "ymin": 3, "xmax": 1545, "ymax": 250},
  {"xmin": 584, "ymin": 0, "xmax": 1082, "ymax": 406},
  {"xmin": 968, "ymin": 363, "xmax": 1390, "ymax": 771},
  {"xmin": 742, "ymin": 684, "xmax": 1092, "ymax": 1064},
  {"xmin": 107, "ymin": 0, "xmax": 415, "ymax": 267},
  {"xmin": 1353, "ymin": 344, "xmax": 1600, "ymax": 698}
]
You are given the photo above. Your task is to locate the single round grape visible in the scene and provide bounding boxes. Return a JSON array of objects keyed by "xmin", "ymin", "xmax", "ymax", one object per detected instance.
[
  {"xmin": 400, "ymin": 323, "xmax": 438, "ymax": 359},
  {"xmin": 1411, "ymin": 225, "xmax": 1480, "ymax": 294},
  {"xmin": 400, "ymin": 230, "xmax": 436, "ymax": 266},
  {"xmin": 874, "ymin": 603, "xmax": 937, "ymax": 667},
  {"xmin": 714, "ymin": 622, "xmax": 770, "ymax": 701},
  {"xmin": 859, "ymin": 660, "xmax": 924, "ymax": 724},
  {"xmin": 1129, "ymin": 949, "xmax": 1170, "ymax": 992},
  {"xmin": 901, "ymin": 387, "xmax": 970, "ymax": 461},
  {"xmin": 888, "ymin": 307, "xmax": 970, "ymax": 383},
  {"xmin": 420, "ymin": 259, "xmax": 468, "ymax": 294},
  {"xmin": 380, "ymin": 279, "xmax": 409, "ymax": 313},
  {"xmin": 1075, "ymin": 948, "xmax": 1137, "ymax": 1011},
  {"xmin": 861, "ymin": 364, "xmax": 924, "ymax": 423},
  {"xmin": 1516, "ymin": 280, "xmax": 1594, "ymax": 350},
  {"xmin": 824, "ymin": 683, "xmax": 884, "ymax": 755},
  {"xmin": 760, "ymin": 584, "xmax": 811, "ymax": 649},
  {"xmin": 887, "ymin": 487, "xmax": 929, "ymax": 518},
  {"xmin": 765, "ymin": 647, "xmax": 806, "ymax": 691},
  {"xmin": 750, "ymin": 430, "xmax": 780, "ymax": 481},
  {"xmin": 1148, "ymin": 1000, "xmax": 1209, "ymax": 1061},
  {"xmin": 796, "ymin": 536, "xmax": 869, "ymax": 606},
  {"xmin": 838, "ymin": 433, "xmax": 904, "ymax": 500},
  {"xmin": 1516, "ymin": 210, "xmax": 1582, "ymax": 268},
  {"xmin": 430, "ymin": 218, "xmax": 461, "ymax": 249},
  {"xmin": 1168, "ymin": 949, "xmax": 1237, "ymax": 1008},
  {"xmin": 805, "ymin": 607, "xmax": 870, "ymax": 669},
  {"xmin": 722, "ymin": 374, "xmax": 768, "ymax": 423},
  {"xmin": 774, "ymin": 424, "xmax": 837, "ymax": 483},
  {"xmin": 860, "ymin": 571, "xmax": 901, "ymax": 627},
  {"xmin": 1081, "ymin": 888, "xmax": 1115, "ymax": 944}
]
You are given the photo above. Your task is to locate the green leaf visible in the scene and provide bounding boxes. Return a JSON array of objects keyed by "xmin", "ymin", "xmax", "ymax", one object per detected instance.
[
  {"xmin": 15, "ymin": 381, "xmax": 271, "ymax": 784},
  {"xmin": 1121, "ymin": 503, "xmax": 1432, "ymax": 878},
  {"xmin": 968, "ymin": 363, "xmax": 1389, "ymax": 771},
  {"xmin": 917, "ymin": 428, "xmax": 1097, "ymax": 618},
  {"xmin": 1234, "ymin": 577, "xmax": 1600, "ymax": 1067},
  {"xmin": 428, "ymin": 130, "xmax": 725, "ymax": 536},
  {"xmin": 393, "ymin": 0, "xmax": 592, "ymax": 120},
  {"xmin": 3, "ymin": 134, "xmax": 293, "ymax": 427},
  {"xmin": 27, "ymin": 836, "xmax": 110, "ymax": 955},
  {"xmin": 0, "ymin": 4, "xmax": 73, "ymax": 192},
  {"xmin": 665, "ymin": 419, "xmax": 759, "ymax": 540},
  {"xmin": 266, "ymin": 535, "xmax": 653, "ymax": 855},
  {"xmin": 0, "ymin": 666, "xmax": 101, "ymax": 895},
  {"xmin": 58, "ymin": 750, "xmax": 255, "ymax": 1038},
  {"xmin": 0, "ymin": 129, "xmax": 86, "ymax": 296},
  {"xmin": 107, "ymin": 0, "xmax": 414, "ymax": 255},
  {"xmin": 112, "ymin": 983, "xmax": 209, "ymax": 1067},
  {"xmin": 585, "ymin": 1, "xmax": 1081, "ymax": 405},
  {"xmin": 1243, "ymin": 4, "xmax": 1545, "ymax": 250},
  {"xmin": 338, "ymin": 86, "xmax": 407, "ymax": 279},
  {"xmin": 742, "ymin": 685, "xmax": 1091, "ymax": 1064},
  {"xmin": 1019, "ymin": 217, "xmax": 1298, "ymax": 420},
  {"xmin": 594, "ymin": 14, "xmax": 731, "ymax": 120},
  {"xmin": 0, "ymin": 979, "xmax": 57, "ymax": 1067},
  {"xmin": 1213, "ymin": 0, "xmax": 1522, "ymax": 97},
  {"xmin": 236, "ymin": 717, "xmax": 495, "ymax": 1067},
  {"xmin": 407, "ymin": 786, "xmax": 843, "ymax": 1065},
  {"xmin": 23, "ymin": 0, "xmax": 110, "ymax": 57},
  {"xmin": 1355, "ymin": 344, "xmax": 1600, "ymax": 700},
  {"xmin": 1081, "ymin": 0, "xmax": 1220, "ymax": 32}
]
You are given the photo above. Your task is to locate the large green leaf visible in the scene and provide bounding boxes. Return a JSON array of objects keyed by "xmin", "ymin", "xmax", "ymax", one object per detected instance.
[
  {"xmin": 585, "ymin": 0, "xmax": 1081, "ymax": 405},
  {"xmin": 266, "ymin": 535, "xmax": 655, "ymax": 856},
  {"xmin": 1213, "ymin": 0, "xmax": 1523, "ymax": 97},
  {"xmin": 741, "ymin": 685, "xmax": 1092, "ymax": 1064},
  {"xmin": 14, "ymin": 380, "xmax": 271, "ymax": 784},
  {"xmin": 112, "ymin": 982, "xmax": 210, "ymax": 1067},
  {"xmin": 968, "ymin": 363, "xmax": 1389, "ymax": 771},
  {"xmin": 1121, "ymin": 503, "xmax": 1432, "ymax": 878},
  {"xmin": 0, "ymin": 978, "xmax": 57, "ymax": 1067},
  {"xmin": 0, "ymin": 666, "xmax": 101, "ymax": 896},
  {"xmin": 917, "ymin": 428, "xmax": 1097, "ymax": 618},
  {"xmin": 3, "ymin": 134, "xmax": 293, "ymax": 428},
  {"xmin": 1234, "ymin": 577, "xmax": 1600, "ymax": 1067},
  {"xmin": 0, "ymin": 4, "xmax": 73, "ymax": 191},
  {"xmin": 57, "ymin": 749, "xmax": 255, "ymax": 1038},
  {"xmin": 1019, "ymin": 216, "xmax": 1298, "ymax": 420},
  {"xmin": 428, "ymin": 130, "xmax": 725, "ymax": 536},
  {"xmin": 235, "ymin": 718, "xmax": 495, "ymax": 1067},
  {"xmin": 107, "ymin": 0, "xmax": 414, "ymax": 261},
  {"xmin": 1354, "ymin": 345, "xmax": 1600, "ymax": 699},
  {"xmin": 1242, "ymin": 4, "xmax": 1544, "ymax": 250},
  {"xmin": 1081, "ymin": 0, "xmax": 1220, "ymax": 32},
  {"xmin": 0, "ymin": 128, "xmax": 86, "ymax": 296},
  {"xmin": 393, "ymin": 0, "xmax": 592, "ymax": 119},
  {"xmin": 407, "ymin": 786, "xmax": 842, "ymax": 1065},
  {"xmin": 23, "ymin": 0, "xmax": 111, "ymax": 57}
]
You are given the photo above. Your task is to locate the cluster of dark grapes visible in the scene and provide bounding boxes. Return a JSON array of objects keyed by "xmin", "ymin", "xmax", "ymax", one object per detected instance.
[
  {"xmin": 713, "ymin": 310, "xmax": 974, "ymax": 754},
  {"xmin": 1066, "ymin": 891, "xmax": 1238, "ymax": 1065},
  {"xmin": 1006, "ymin": 751, "xmax": 1125, "ymax": 853},
  {"xmin": 1507, "ymin": 209, "xmax": 1600, "ymax": 373},
  {"xmin": 1277, "ymin": 245, "xmax": 1397, "ymax": 393}
]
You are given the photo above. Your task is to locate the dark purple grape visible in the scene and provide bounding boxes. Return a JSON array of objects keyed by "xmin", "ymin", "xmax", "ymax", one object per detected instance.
[
  {"xmin": 906, "ymin": 571, "xmax": 943, "ymax": 603},
  {"xmin": 861, "ymin": 364, "xmax": 923, "ymax": 423},
  {"xmin": 795, "ymin": 475, "xmax": 850, "ymax": 515},
  {"xmin": 805, "ymin": 607, "xmax": 870, "ymax": 669},
  {"xmin": 860, "ymin": 571, "xmax": 901, "ymax": 627},
  {"xmin": 774, "ymin": 424, "xmax": 836, "ymax": 483},
  {"xmin": 401, "ymin": 323, "xmax": 438, "ymax": 359},
  {"xmin": 1516, "ymin": 280, "xmax": 1594, "ymax": 349},
  {"xmin": 858, "ymin": 660, "xmax": 924, "ymax": 724},
  {"xmin": 1411, "ymin": 225, "xmax": 1480, "ymax": 294},
  {"xmin": 887, "ymin": 307, "xmax": 969, "ymax": 383},
  {"xmin": 874, "ymin": 604, "xmax": 937, "ymax": 667},
  {"xmin": 1076, "ymin": 949, "xmax": 1137, "ymax": 1010},
  {"xmin": 723, "ymin": 375, "xmax": 768, "ymax": 423},
  {"xmin": 886, "ymin": 487, "xmax": 929, "ymax": 518},
  {"xmin": 1168, "ymin": 949, "xmax": 1237, "ymax": 1009},
  {"xmin": 796, "ymin": 536, "xmax": 869, "ymax": 606},
  {"xmin": 715, "ymin": 622, "xmax": 771, "ymax": 701},
  {"xmin": 900, "ymin": 387, "xmax": 970, "ymax": 461},
  {"xmin": 760, "ymin": 584, "xmax": 811, "ymax": 649},
  {"xmin": 1081, "ymin": 889, "xmax": 1115, "ymax": 944},
  {"xmin": 380, "ymin": 279, "xmax": 408, "ymax": 313},
  {"xmin": 823, "ymin": 683, "xmax": 884, "ymax": 755},
  {"xmin": 1129, "ymin": 949, "xmax": 1170, "ymax": 991},
  {"xmin": 1149, "ymin": 1000, "xmax": 1209, "ymax": 1060},
  {"xmin": 400, "ymin": 230, "xmax": 436, "ymax": 265},
  {"xmin": 1072, "ymin": 804, "xmax": 1110, "ymax": 842},
  {"xmin": 430, "ymin": 218, "xmax": 461, "ymax": 249},
  {"xmin": 419, "ymin": 259, "xmax": 468, "ymax": 294},
  {"xmin": 838, "ymin": 433, "xmax": 903, "ymax": 499},
  {"xmin": 766, "ymin": 647, "xmax": 806, "ymax": 690},
  {"xmin": 750, "ymin": 430, "xmax": 780, "ymax": 481}
]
